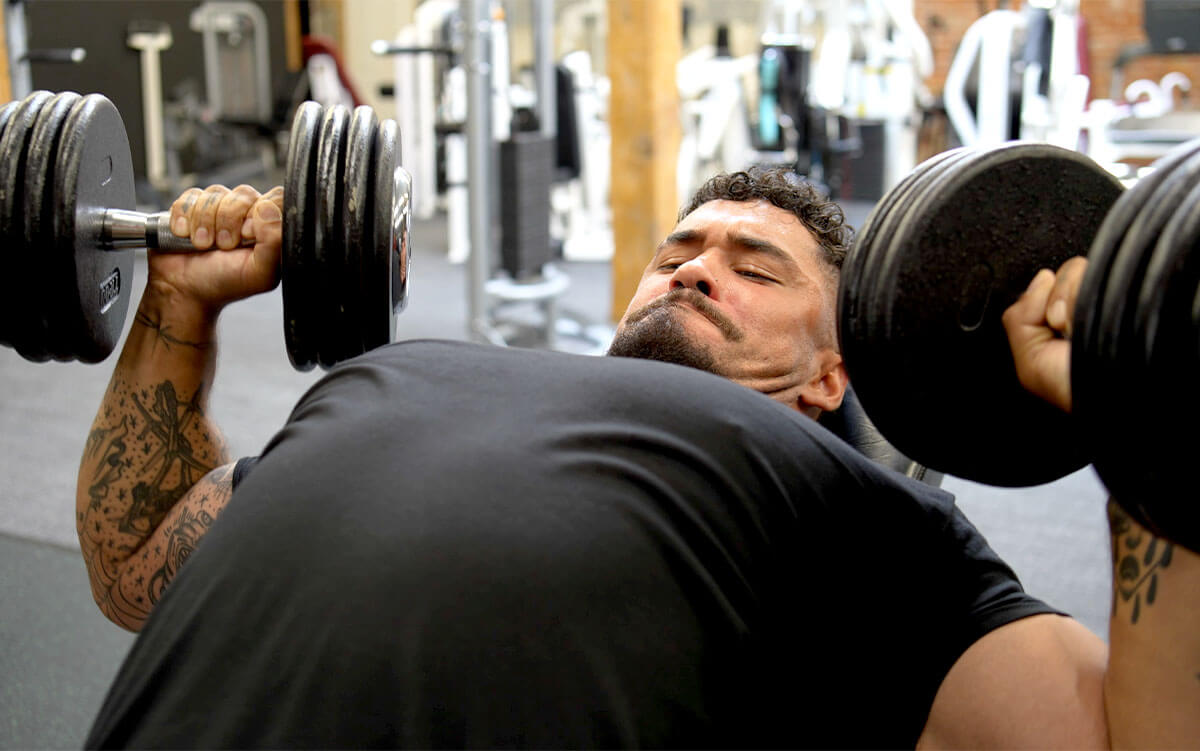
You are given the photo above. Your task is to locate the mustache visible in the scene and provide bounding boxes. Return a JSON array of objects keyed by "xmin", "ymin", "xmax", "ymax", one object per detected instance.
[{"xmin": 625, "ymin": 287, "xmax": 744, "ymax": 342}]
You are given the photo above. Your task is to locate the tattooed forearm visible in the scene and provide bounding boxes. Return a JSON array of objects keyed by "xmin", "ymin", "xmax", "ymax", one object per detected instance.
[
  {"xmin": 1109, "ymin": 498, "xmax": 1174, "ymax": 625},
  {"xmin": 79, "ymin": 289, "xmax": 232, "ymax": 628},
  {"xmin": 134, "ymin": 309, "xmax": 211, "ymax": 351},
  {"xmin": 78, "ymin": 374, "xmax": 231, "ymax": 628},
  {"xmin": 81, "ymin": 419, "xmax": 130, "ymax": 512},
  {"xmin": 119, "ymin": 381, "xmax": 215, "ymax": 534}
]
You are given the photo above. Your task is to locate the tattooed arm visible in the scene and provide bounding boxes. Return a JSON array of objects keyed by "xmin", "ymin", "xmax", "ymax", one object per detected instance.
[
  {"xmin": 1104, "ymin": 502, "xmax": 1200, "ymax": 746},
  {"xmin": 76, "ymin": 184, "xmax": 283, "ymax": 631},
  {"xmin": 984, "ymin": 255, "xmax": 1200, "ymax": 743}
]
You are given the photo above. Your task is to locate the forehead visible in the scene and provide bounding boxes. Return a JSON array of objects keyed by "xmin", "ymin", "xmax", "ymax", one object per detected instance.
[{"xmin": 671, "ymin": 199, "xmax": 823, "ymax": 266}]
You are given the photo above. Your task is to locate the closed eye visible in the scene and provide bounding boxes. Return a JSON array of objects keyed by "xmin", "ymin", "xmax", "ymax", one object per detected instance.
[{"xmin": 737, "ymin": 269, "xmax": 776, "ymax": 282}]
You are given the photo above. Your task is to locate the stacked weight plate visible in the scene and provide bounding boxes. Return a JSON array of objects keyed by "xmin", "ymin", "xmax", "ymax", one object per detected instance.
[
  {"xmin": 1073, "ymin": 137, "xmax": 1200, "ymax": 551},
  {"xmin": 838, "ymin": 141, "xmax": 1125, "ymax": 486},
  {"xmin": 0, "ymin": 91, "xmax": 137, "ymax": 363},
  {"xmin": 0, "ymin": 90, "xmax": 410, "ymax": 370},
  {"xmin": 282, "ymin": 101, "xmax": 409, "ymax": 371}
]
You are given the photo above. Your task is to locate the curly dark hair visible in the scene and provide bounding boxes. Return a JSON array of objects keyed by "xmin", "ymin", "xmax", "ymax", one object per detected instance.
[{"xmin": 678, "ymin": 167, "xmax": 852, "ymax": 271}]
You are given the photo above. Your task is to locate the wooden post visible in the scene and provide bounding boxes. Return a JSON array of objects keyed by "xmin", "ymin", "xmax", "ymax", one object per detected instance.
[
  {"xmin": 606, "ymin": 0, "xmax": 681, "ymax": 321},
  {"xmin": 0, "ymin": 3, "xmax": 11, "ymax": 103},
  {"xmin": 283, "ymin": 0, "xmax": 303, "ymax": 73}
]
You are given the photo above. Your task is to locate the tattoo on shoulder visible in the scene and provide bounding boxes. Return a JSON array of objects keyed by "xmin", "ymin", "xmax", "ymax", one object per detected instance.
[
  {"xmin": 1109, "ymin": 499, "xmax": 1174, "ymax": 625},
  {"xmin": 134, "ymin": 310, "xmax": 211, "ymax": 351}
]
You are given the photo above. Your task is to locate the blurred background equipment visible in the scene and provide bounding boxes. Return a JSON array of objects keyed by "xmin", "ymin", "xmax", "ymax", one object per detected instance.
[
  {"xmin": 6, "ymin": 0, "xmax": 297, "ymax": 206},
  {"xmin": 375, "ymin": 0, "xmax": 610, "ymax": 352}
]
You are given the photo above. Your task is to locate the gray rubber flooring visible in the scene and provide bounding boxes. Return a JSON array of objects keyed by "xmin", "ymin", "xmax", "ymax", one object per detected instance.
[{"xmin": 0, "ymin": 210, "xmax": 1112, "ymax": 749}]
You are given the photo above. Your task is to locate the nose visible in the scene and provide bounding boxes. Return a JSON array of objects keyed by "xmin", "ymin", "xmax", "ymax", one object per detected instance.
[{"xmin": 670, "ymin": 254, "xmax": 719, "ymax": 299}]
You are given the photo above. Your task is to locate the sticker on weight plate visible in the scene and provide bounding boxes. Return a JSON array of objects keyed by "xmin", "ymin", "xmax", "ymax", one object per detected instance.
[{"xmin": 98, "ymin": 268, "xmax": 120, "ymax": 314}]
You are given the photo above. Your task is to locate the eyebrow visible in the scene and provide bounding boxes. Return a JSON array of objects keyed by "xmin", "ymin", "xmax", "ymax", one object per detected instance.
[{"xmin": 658, "ymin": 229, "xmax": 802, "ymax": 274}]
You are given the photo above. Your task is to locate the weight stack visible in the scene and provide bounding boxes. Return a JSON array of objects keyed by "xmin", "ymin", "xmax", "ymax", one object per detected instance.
[{"xmin": 498, "ymin": 132, "xmax": 555, "ymax": 280}]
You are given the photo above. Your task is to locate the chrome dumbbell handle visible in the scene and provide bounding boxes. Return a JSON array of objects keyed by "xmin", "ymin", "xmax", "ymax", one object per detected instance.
[{"xmin": 100, "ymin": 208, "xmax": 235, "ymax": 252}]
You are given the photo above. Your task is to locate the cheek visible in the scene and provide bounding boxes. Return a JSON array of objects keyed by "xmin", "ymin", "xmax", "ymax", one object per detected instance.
[
  {"xmin": 739, "ymin": 297, "xmax": 823, "ymax": 353},
  {"xmin": 624, "ymin": 279, "xmax": 668, "ymax": 314}
]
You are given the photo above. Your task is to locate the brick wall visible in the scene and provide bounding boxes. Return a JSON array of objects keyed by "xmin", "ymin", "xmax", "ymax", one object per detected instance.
[{"xmin": 915, "ymin": 0, "xmax": 1200, "ymax": 105}]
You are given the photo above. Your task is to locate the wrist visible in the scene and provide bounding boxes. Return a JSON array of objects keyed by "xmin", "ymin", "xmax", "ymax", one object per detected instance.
[{"xmin": 135, "ymin": 279, "xmax": 222, "ymax": 348}]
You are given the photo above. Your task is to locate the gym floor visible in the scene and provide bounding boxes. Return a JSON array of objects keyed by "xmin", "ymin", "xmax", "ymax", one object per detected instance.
[{"xmin": 0, "ymin": 208, "xmax": 1112, "ymax": 749}]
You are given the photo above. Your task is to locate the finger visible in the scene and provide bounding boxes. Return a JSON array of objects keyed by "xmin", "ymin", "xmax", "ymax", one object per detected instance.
[
  {"xmin": 242, "ymin": 186, "xmax": 284, "ymax": 241},
  {"xmin": 189, "ymin": 185, "xmax": 231, "ymax": 250},
  {"xmin": 1045, "ymin": 256, "xmax": 1088, "ymax": 336},
  {"xmin": 1003, "ymin": 268, "xmax": 1073, "ymax": 413},
  {"xmin": 214, "ymin": 185, "xmax": 260, "ymax": 249},
  {"xmin": 1004, "ymin": 267, "xmax": 1056, "ymax": 329},
  {"xmin": 169, "ymin": 188, "xmax": 204, "ymax": 238},
  {"xmin": 248, "ymin": 197, "xmax": 284, "ymax": 289}
]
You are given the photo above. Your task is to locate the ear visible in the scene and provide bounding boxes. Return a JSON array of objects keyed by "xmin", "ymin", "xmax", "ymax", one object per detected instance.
[{"xmin": 797, "ymin": 350, "xmax": 848, "ymax": 418}]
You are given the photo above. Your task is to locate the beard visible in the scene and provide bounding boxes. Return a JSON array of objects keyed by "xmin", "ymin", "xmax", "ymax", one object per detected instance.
[{"xmin": 607, "ymin": 293, "xmax": 731, "ymax": 376}]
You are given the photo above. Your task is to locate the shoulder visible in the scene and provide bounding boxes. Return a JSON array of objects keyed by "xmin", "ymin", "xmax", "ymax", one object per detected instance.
[{"xmin": 919, "ymin": 614, "xmax": 1108, "ymax": 749}]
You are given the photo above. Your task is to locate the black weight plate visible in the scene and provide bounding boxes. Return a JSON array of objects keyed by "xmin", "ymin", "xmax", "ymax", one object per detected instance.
[
  {"xmin": 387, "ymin": 123, "xmax": 411, "ymax": 317},
  {"xmin": 1139, "ymin": 179, "xmax": 1200, "ymax": 371},
  {"xmin": 0, "ymin": 99, "xmax": 21, "ymax": 142},
  {"xmin": 313, "ymin": 104, "xmax": 350, "ymax": 369},
  {"xmin": 865, "ymin": 147, "xmax": 981, "ymax": 349},
  {"xmin": 362, "ymin": 117, "xmax": 407, "ymax": 353},
  {"xmin": 1096, "ymin": 148, "xmax": 1200, "ymax": 369},
  {"xmin": 838, "ymin": 147, "xmax": 966, "ymax": 354},
  {"xmin": 843, "ymin": 148, "xmax": 977, "ymax": 419},
  {"xmin": 1127, "ymin": 254, "xmax": 1200, "ymax": 553},
  {"xmin": 0, "ymin": 91, "xmax": 54, "ymax": 359},
  {"xmin": 23, "ymin": 91, "xmax": 82, "ymax": 361},
  {"xmin": 857, "ymin": 142, "xmax": 1122, "ymax": 486},
  {"xmin": 360, "ymin": 115, "xmax": 392, "ymax": 353},
  {"xmin": 1099, "ymin": 179, "xmax": 1200, "ymax": 546},
  {"xmin": 1072, "ymin": 138, "xmax": 1200, "ymax": 453},
  {"xmin": 337, "ymin": 105, "xmax": 377, "ymax": 364},
  {"xmin": 49, "ymin": 94, "xmax": 137, "ymax": 363},
  {"xmin": 0, "ymin": 98, "xmax": 22, "ymax": 346},
  {"xmin": 842, "ymin": 148, "xmax": 973, "ymax": 398},
  {"xmin": 1144, "ymin": 189, "xmax": 1200, "ymax": 408},
  {"xmin": 282, "ymin": 100, "xmax": 324, "ymax": 371},
  {"xmin": 1082, "ymin": 146, "xmax": 1200, "ymax": 493},
  {"xmin": 840, "ymin": 148, "xmax": 963, "ymax": 333},
  {"xmin": 872, "ymin": 147, "xmax": 989, "ymax": 335}
]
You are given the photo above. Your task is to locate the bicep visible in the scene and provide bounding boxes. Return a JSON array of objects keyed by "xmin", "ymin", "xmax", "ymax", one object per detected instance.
[
  {"xmin": 918, "ymin": 614, "xmax": 1109, "ymax": 750},
  {"xmin": 99, "ymin": 462, "xmax": 238, "ymax": 631}
]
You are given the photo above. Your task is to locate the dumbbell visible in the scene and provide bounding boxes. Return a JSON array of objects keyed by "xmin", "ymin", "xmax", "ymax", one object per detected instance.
[
  {"xmin": 0, "ymin": 90, "xmax": 411, "ymax": 371},
  {"xmin": 839, "ymin": 136, "xmax": 1200, "ymax": 552}
]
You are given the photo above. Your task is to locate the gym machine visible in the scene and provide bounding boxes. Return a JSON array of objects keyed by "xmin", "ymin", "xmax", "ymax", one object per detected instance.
[{"xmin": 377, "ymin": 0, "xmax": 609, "ymax": 352}]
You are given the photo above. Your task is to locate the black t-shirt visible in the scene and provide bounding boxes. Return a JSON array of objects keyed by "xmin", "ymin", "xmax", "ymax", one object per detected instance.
[{"xmin": 87, "ymin": 340, "xmax": 1059, "ymax": 749}]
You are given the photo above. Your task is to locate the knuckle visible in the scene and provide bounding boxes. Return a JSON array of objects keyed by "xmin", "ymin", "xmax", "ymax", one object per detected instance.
[{"xmin": 173, "ymin": 188, "xmax": 200, "ymax": 211}]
